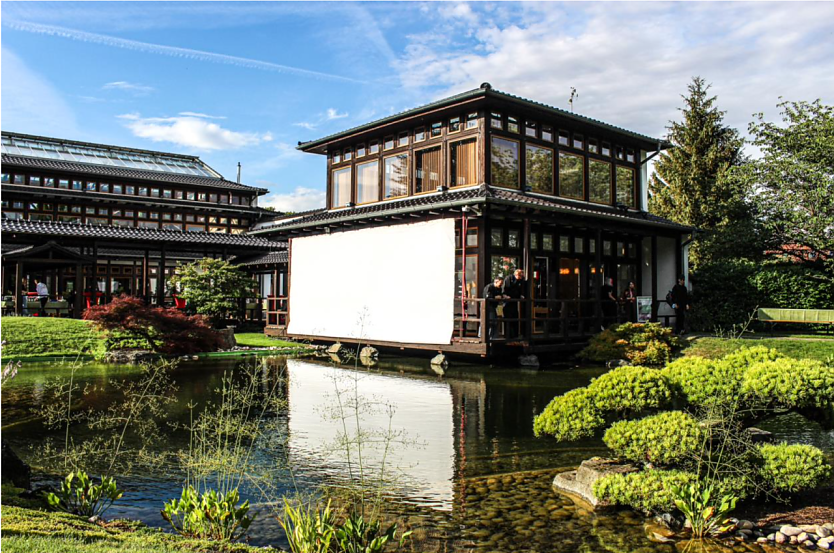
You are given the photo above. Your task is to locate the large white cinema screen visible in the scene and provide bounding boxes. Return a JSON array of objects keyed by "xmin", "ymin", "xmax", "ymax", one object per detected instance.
[{"xmin": 287, "ymin": 218, "xmax": 456, "ymax": 344}]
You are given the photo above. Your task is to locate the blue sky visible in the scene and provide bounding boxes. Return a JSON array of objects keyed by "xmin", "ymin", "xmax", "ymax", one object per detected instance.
[{"xmin": 3, "ymin": 1, "xmax": 833, "ymax": 211}]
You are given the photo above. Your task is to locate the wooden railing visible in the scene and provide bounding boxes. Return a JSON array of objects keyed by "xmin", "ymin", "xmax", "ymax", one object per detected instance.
[{"xmin": 265, "ymin": 296, "xmax": 288, "ymax": 328}]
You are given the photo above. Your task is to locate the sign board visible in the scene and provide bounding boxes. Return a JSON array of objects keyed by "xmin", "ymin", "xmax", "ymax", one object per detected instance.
[{"xmin": 637, "ymin": 296, "xmax": 653, "ymax": 323}]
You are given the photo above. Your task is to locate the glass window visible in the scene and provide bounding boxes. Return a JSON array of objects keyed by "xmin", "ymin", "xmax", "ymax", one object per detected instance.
[
  {"xmin": 525, "ymin": 120, "xmax": 537, "ymax": 138},
  {"xmin": 559, "ymin": 152, "xmax": 584, "ymax": 200},
  {"xmin": 490, "ymin": 112, "xmax": 502, "ymax": 129},
  {"xmin": 126, "ymin": 185, "xmax": 135, "ymax": 195},
  {"xmin": 12, "ymin": 174, "xmax": 24, "ymax": 184},
  {"xmin": 174, "ymin": 213, "xmax": 183, "ymax": 221},
  {"xmin": 58, "ymin": 204, "xmax": 69, "ymax": 212},
  {"xmin": 71, "ymin": 206, "xmax": 82, "ymax": 214},
  {"xmin": 490, "ymin": 137, "xmax": 519, "ymax": 189},
  {"xmin": 186, "ymin": 214, "xmax": 195, "ymax": 222},
  {"xmin": 601, "ymin": 142, "xmax": 611, "ymax": 157},
  {"xmin": 383, "ymin": 154, "xmax": 408, "ymax": 198},
  {"xmin": 615, "ymin": 146, "xmax": 625, "ymax": 160},
  {"xmin": 113, "ymin": 184, "xmax": 123, "ymax": 194},
  {"xmin": 139, "ymin": 186, "xmax": 148, "ymax": 196},
  {"xmin": 356, "ymin": 160, "xmax": 379, "ymax": 204},
  {"xmin": 198, "ymin": 192, "xmax": 206, "ymax": 201},
  {"xmin": 415, "ymin": 146, "xmax": 442, "ymax": 193},
  {"xmin": 490, "ymin": 228, "xmax": 503, "ymax": 247},
  {"xmin": 332, "ymin": 150, "xmax": 341, "ymax": 164},
  {"xmin": 526, "ymin": 144, "xmax": 554, "ymax": 194},
  {"xmin": 626, "ymin": 149, "xmax": 636, "ymax": 163},
  {"xmin": 507, "ymin": 116, "xmax": 519, "ymax": 134},
  {"xmin": 59, "ymin": 179, "xmax": 69, "ymax": 189},
  {"xmin": 137, "ymin": 220, "xmax": 158, "ymax": 229},
  {"xmin": 369, "ymin": 140, "xmax": 380, "ymax": 154},
  {"xmin": 588, "ymin": 139, "xmax": 599, "ymax": 154},
  {"xmin": 449, "ymin": 117, "xmax": 461, "ymax": 133},
  {"xmin": 450, "ymin": 138, "xmax": 477, "ymax": 187},
  {"xmin": 558, "ymin": 130, "xmax": 570, "ymax": 146},
  {"xmin": 186, "ymin": 224, "xmax": 204, "ymax": 232},
  {"xmin": 86, "ymin": 206, "xmax": 96, "ymax": 214},
  {"xmin": 383, "ymin": 136, "xmax": 394, "ymax": 150},
  {"xmin": 589, "ymin": 159, "xmax": 612, "ymax": 204},
  {"xmin": 72, "ymin": 180, "xmax": 82, "ymax": 190},
  {"xmin": 574, "ymin": 237, "xmax": 584, "ymax": 253},
  {"xmin": 163, "ymin": 189, "xmax": 172, "ymax": 199},
  {"xmin": 356, "ymin": 144, "xmax": 366, "ymax": 157},
  {"xmin": 186, "ymin": 191, "xmax": 195, "ymax": 200},
  {"xmin": 1, "ymin": 173, "xmax": 9, "ymax": 183},
  {"xmin": 30, "ymin": 176, "xmax": 41, "ymax": 186},
  {"xmin": 44, "ymin": 177, "xmax": 54, "ymax": 187},
  {"xmin": 137, "ymin": 210, "xmax": 147, "ymax": 218},
  {"xmin": 491, "ymin": 255, "xmax": 519, "ymax": 279},
  {"xmin": 163, "ymin": 222, "xmax": 183, "ymax": 231},
  {"xmin": 86, "ymin": 181, "xmax": 96, "ymax": 191},
  {"xmin": 98, "ymin": 207, "xmax": 108, "ymax": 215},
  {"xmin": 331, "ymin": 167, "xmax": 352, "ymax": 208},
  {"xmin": 560, "ymin": 236, "xmax": 570, "ymax": 252},
  {"xmin": 397, "ymin": 132, "xmax": 409, "ymax": 147},
  {"xmin": 508, "ymin": 230, "xmax": 520, "ymax": 248},
  {"xmin": 542, "ymin": 126, "xmax": 553, "ymax": 142},
  {"xmin": 531, "ymin": 233, "xmax": 539, "ymax": 250},
  {"xmin": 616, "ymin": 166, "xmax": 635, "ymax": 207},
  {"xmin": 573, "ymin": 134, "xmax": 584, "ymax": 150},
  {"xmin": 466, "ymin": 112, "xmax": 478, "ymax": 130},
  {"xmin": 603, "ymin": 240, "xmax": 613, "ymax": 256},
  {"xmin": 343, "ymin": 148, "xmax": 352, "ymax": 161},
  {"xmin": 542, "ymin": 234, "xmax": 554, "ymax": 251},
  {"xmin": 196, "ymin": 215, "xmax": 206, "ymax": 223},
  {"xmin": 86, "ymin": 217, "xmax": 107, "ymax": 225},
  {"xmin": 150, "ymin": 212, "xmax": 159, "ymax": 219},
  {"xmin": 430, "ymin": 122, "xmax": 442, "ymax": 138},
  {"xmin": 151, "ymin": 188, "xmax": 160, "ymax": 197},
  {"xmin": 414, "ymin": 127, "xmax": 426, "ymax": 142}
]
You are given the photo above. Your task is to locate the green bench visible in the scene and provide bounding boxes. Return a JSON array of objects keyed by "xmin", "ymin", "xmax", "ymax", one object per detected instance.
[{"xmin": 757, "ymin": 308, "xmax": 834, "ymax": 325}]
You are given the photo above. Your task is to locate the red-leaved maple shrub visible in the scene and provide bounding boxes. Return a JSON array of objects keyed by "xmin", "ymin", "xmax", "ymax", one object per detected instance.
[{"xmin": 84, "ymin": 296, "xmax": 222, "ymax": 355}]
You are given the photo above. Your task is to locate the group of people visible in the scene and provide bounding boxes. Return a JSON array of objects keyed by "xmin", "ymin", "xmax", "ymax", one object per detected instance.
[
  {"xmin": 15, "ymin": 278, "xmax": 50, "ymax": 316},
  {"xmin": 479, "ymin": 271, "xmax": 691, "ymax": 340}
]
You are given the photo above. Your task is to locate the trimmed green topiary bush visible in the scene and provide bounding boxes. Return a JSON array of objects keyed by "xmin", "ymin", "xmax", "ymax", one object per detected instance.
[
  {"xmin": 603, "ymin": 411, "xmax": 701, "ymax": 466},
  {"xmin": 578, "ymin": 322, "xmax": 682, "ymax": 366},
  {"xmin": 587, "ymin": 365, "xmax": 672, "ymax": 414},
  {"xmin": 758, "ymin": 443, "xmax": 832, "ymax": 493},
  {"xmin": 532, "ymin": 389, "xmax": 603, "ymax": 440},
  {"xmin": 741, "ymin": 357, "xmax": 834, "ymax": 411},
  {"xmin": 594, "ymin": 469, "xmax": 697, "ymax": 513}
]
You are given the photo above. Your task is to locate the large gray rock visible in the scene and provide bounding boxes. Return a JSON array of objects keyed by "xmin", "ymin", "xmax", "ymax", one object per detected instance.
[
  {"xmin": 215, "ymin": 328, "xmax": 237, "ymax": 350},
  {"xmin": 1, "ymin": 442, "xmax": 30, "ymax": 489},
  {"xmin": 327, "ymin": 343, "xmax": 343, "ymax": 354},
  {"xmin": 552, "ymin": 457, "xmax": 637, "ymax": 509},
  {"xmin": 359, "ymin": 346, "xmax": 379, "ymax": 367},
  {"xmin": 103, "ymin": 350, "xmax": 160, "ymax": 364},
  {"xmin": 518, "ymin": 354, "xmax": 539, "ymax": 368}
]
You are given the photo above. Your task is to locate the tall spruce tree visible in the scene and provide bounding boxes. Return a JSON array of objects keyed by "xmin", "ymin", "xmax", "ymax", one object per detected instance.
[{"xmin": 649, "ymin": 77, "xmax": 752, "ymax": 267}]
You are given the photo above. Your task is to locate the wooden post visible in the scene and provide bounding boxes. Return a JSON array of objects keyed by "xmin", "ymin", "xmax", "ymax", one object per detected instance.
[
  {"xmin": 74, "ymin": 263, "xmax": 83, "ymax": 318},
  {"xmin": 651, "ymin": 235, "xmax": 658, "ymax": 322},
  {"xmin": 105, "ymin": 260, "xmax": 112, "ymax": 303},
  {"xmin": 142, "ymin": 250, "xmax": 149, "ymax": 301},
  {"xmin": 157, "ymin": 245, "xmax": 166, "ymax": 306},
  {"xmin": 523, "ymin": 215, "xmax": 532, "ymax": 340},
  {"xmin": 14, "ymin": 262, "xmax": 23, "ymax": 315},
  {"xmin": 595, "ymin": 228, "xmax": 603, "ymax": 330}
]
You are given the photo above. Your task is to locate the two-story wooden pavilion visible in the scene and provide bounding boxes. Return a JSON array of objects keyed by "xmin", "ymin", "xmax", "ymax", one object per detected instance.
[{"xmin": 252, "ymin": 84, "xmax": 692, "ymax": 357}]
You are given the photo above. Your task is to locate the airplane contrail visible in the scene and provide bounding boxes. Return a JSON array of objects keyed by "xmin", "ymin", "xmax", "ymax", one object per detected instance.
[{"xmin": 5, "ymin": 20, "xmax": 368, "ymax": 85}]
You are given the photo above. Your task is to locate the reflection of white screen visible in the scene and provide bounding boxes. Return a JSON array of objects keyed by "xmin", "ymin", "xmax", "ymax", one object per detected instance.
[
  {"xmin": 287, "ymin": 219, "xmax": 455, "ymax": 344},
  {"xmin": 287, "ymin": 359, "xmax": 455, "ymax": 510}
]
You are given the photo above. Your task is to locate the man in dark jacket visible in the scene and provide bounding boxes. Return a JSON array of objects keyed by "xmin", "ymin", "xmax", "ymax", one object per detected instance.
[
  {"xmin": 502, "ymin": 269, "xmax": 526, "ymax": 339},
  {"xmin": 482, "ymin": 277, "xmax": 505, "ymax": 340},
  {"xmin": 670, "ymin": 276, "xmax": 690, "ymax": 335}
]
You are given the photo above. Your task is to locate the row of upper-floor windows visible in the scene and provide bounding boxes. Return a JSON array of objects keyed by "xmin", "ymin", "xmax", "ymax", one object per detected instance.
[
  {"xmin": 330, "ymin": 137, "xmax": 478, "ymax": 207},
  {"xmin": 489, "ymin": 225, "xmax": 638, "ymax": 258},
  {"xmin": 490, "ymin": 136, "xmax": 638, "ymax": 207},
  {"xmin": 329, "ymin": 112, "xmax": 479, "ymax": 166},
  {"xmin": 490, "ymin": 112, "xmax": 638, "ymax": 163},
  {"xmin": 1, "ymin": 172, "xmax": 255, "ymax": 206},
  {"xmin": 2, "ymin": 200, "xmax": 249, "ymax": 233}
]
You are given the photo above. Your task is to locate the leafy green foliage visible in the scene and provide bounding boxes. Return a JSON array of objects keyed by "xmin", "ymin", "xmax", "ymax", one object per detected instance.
[
  {"xmin": 168, "ymin": 258, "xmax": 256, "ymax": 326},
  {"xmin": 671, "ymin": 481, "xmax": 738, "ymax": 538},
  {"xmin": 335, "ymin": 511, "xmax": 411, "ymax": 553},
  {"xmin": 161, "ymin": 485, "xmax": 254, "ymax": 542},
  {"xmin": 278, "ymin": 498, "xmax": 337, "ymax": 553},
  {"xmin": 45, "ymin": 471, "xmax": 123, "ymax": 518},
  {"xmin": 604, "ymin": 412, "xmax": 701, "ymax": 465},
  {"xmin": 594, "ymin": 469, "xmax": 697, "ymax": 513},
  {"xmin": 684, "ymin": 337, "xmax": 834, "ymax": 363},
  {"xmin": 758, "ymin": 443, "xmax": 833, "ymax": 493},
  {"xmin": 648, "ymin": 77, "xmax": 755, "ymax": 267},
  {"xmin": 587, "ymin": 365, "xmax": 672, "ymax": 413},
  {"xmin": 734, "ymin": 99, "xmax": 834, "ymax": 272},
  {"xmin": 0, "ymin": 317, "xmax": 104, "ymax": 359},
  {"xmin": 578, "ymin": 322, "xmax": 682, "ymax": 366},
  {"xmin": 532, "ymin": 388, "xmax": 603, "ymax": 440},
  {"xmin": 741, "ymin": 357, "xmax": 834, "ymax": 411}
]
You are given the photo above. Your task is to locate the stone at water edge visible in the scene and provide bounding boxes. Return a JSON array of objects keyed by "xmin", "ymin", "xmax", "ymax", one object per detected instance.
[
  {"xmin": 775, "ymin": 532, "xmax": 788, "ymax": 544},
  {"xmin": 552, "ymin": 457, "xmax": 638, "ymax": 509},
  {"xmin": 518, "ymin": 354, "xmax": 539, "ymax": 368},
  {"xmin": 606, "ymin": 359, "xmax": 629, "ymax": 369},
  {"xmin": 781, "ymin": 526, "xmax": 803, "ymax": 537},
  {"xmin": 216, "ymin": 328, "xmax": 236, "ymax": 350},
  {"xmin": 818, "ymin": 526, "xmax": 833, "ymax": 539},
  {"xmin": 430, "ymin": 354, "xmax": 448, "ymax": 367},
  {"xmin": 359, "ymin": 346, "xmax": 379, "ymax": 367},
  {"xmin": 818, "ymin": 536, "xmax": 834, "ymax": 550},
  {"xmin": 326, "ymin": 343, "xmax": 342, "ymax": 354}
]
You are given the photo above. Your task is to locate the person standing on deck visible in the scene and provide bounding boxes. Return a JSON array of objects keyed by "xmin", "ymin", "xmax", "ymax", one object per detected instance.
[
  {"xmin": 621, "ymin": 281, "xmax": 637, "ymax": 322},
  {"xmin": 600, "ymin": 277, "xmax": 617, "ymax": 327},
  {"xmin": 502, "ymin": 269, "xmax": 526, "ymax": 339},
  {"xmin": 670, "ymin": 276, "xmax": 690, "ymax": 335},
  {"xmin": 483, "ymin": 277, "xmax": 505, "ymax": 340},
  {"xmin": 35, "ymin": 279, "xmax": 49, "ymax": 317}
]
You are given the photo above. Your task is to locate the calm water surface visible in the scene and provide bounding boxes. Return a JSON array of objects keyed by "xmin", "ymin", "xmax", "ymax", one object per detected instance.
[{"xmin": 3, "ymin": 354, "xmax": 832, "ymax": 552}]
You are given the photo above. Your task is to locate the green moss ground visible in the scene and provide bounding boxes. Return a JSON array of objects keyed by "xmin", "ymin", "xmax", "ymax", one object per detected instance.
[
  {"xmin": 1, "ymin": 317, "xmax": 104, "ymax": 360},
  {"xmin": 683, "ymin": 336, "xmax": 834, "ymax": 362},
  {"xmin": 232, "ymin": 332, "xmax": 305, "ymax": 349}
]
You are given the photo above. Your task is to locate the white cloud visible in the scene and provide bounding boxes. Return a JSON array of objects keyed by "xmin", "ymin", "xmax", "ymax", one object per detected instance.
[
  {"xmin": 102, "ymin": 80, "xmax": 155, "ymax": 95},
  {"xmin": 118, "ymin": 112, "xmax": 271, "ymax": 151},
  {"xmin": 261, "ymin": 186, "xmax": 326, "ymax": 213},
  {"xmin": 1, "ymin": 48, "xmax": 78, "ymax": 136},
  {"xmin": 293, "ymin": 122, "xmax": 318, "ymax": 131},
  {"xmin": 177, "ymin": 111, "xmax": 225, "ymax": 119},
  {"xmin": 326, "ymin": 108, "xmax": 348, "ymax": 120}
]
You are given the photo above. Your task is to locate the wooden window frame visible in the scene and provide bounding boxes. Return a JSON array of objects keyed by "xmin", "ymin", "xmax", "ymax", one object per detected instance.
[
  {"xmin": 507, "ymin": 116, "xmax": 520, "ymax": 134},
  {"xmin": 355, "ymin": 159, "xmax": 380, "ymax": 206},
  {"xmin": 558, "ymin": 130, "xmax": 570, "ymax": 146},
  {"xmin": 588, "ymin": 158, "xmax": 613, "ymax": 205},
  {"xmin": 430, "ymin": 122, "xmax": 442, "ymax": 139},
  {"xmin": 448, "ymin": 116, "xmax": 461, "ymax": 134},
  {"xmin": 465, "ymin": 112, "xmax": 478, "ymax": 130},
  {"xmin": 449, "ymin": 136, "xmax": 479, "ymax": 189},
  {"xmin": 615, "ymin": 165, "xmax": 636, "ymax": 208},
  {"xmin": 572, "ymin": 133, "xmax": 585, "ymax": 151},
  {"xmin": 414, "ymin": 127, "xmax": 426, "ymax": 143},
  {"xmin": 541, "ymin": 126, "xmax": 554, "ymax": 142},
  {"xmin": 382, "ymin": 152, "xmax": 409, "ymax": 200},
  {"xmin": 397, "ymin": 131, "xmax": 409, "ymax": 148},
  {"xmin": 558, "ymin": 151, "xmax": 585, "ymax": 200},
  {"xmin": 356, "ymin": 143, "xmax": 366, "ymax": 158},
  {"xmin": 525, "ymin": 142, "xmax": 554, "ymax": 195},
  {"xmin": 331, "ymin": 166, "xmax": 353, "ymax": 208},
  {"xmin": 525, "ymin": 120, "xmax": 537, "ymax": 138},
  {"xmin": 413, "ymin": 143, "xmax": 444, "ymax": 195},
  {"xmin": 383, "ymin": 136, "xmax": 395, "ymax": 151},
  {"xmin": 490, "ymin": 135, "xmax": 521, "ymax": 190},
  {"xmin": 490, "ymin": 112, "xmax": 503, "ymax": 130},
  {"xmin": 588, "ymin": 138, "xmax": 599, "ymax": 154},
  {"xmin": 369, "ymin": 140, "xmax": 380, "ymax": 154}
]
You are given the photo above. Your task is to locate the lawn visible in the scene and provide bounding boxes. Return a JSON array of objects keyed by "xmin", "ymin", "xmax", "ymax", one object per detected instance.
[
  {"xmin": 684, "ymin": 336, "xmax": 834, "ymax": 363},
  {"xmin": 0, "ymin": 490, "xmax": 262, "ymax": 553},
  {"xmin": 1, "ymin": 317, "xmax": 104, "ymax": 360},
  {"xmin": 233, "ymin": 332, "xmax": 306, "ymax": 349}
]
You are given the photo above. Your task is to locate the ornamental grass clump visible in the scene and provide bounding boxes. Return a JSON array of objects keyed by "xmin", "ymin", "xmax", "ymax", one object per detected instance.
[{"xmin": 535, "ymin": 347, "xmax": 834, "ymax": 517}]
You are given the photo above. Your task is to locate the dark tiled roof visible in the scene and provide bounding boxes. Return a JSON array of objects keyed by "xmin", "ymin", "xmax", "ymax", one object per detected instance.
[
  {"xmin": 2, "ymin": 219, "xmax": 281, "ymax": 249},
  {"xmin": 235, "ymin": 251, "xmax": 289, "ymax": 266},
  {"xmin": 250, "ymin": 185, "xmax": 691, "ymax": 234},
  {"xmin": 2, "ymin": 153, "xmax": 267, "ymax": 194},
  {"xmin": 298, "ymin": 84, "xmax": 671, "ymax": 152}
]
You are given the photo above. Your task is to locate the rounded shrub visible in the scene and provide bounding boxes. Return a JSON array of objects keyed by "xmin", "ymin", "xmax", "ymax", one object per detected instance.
[
  {"xmin": 532, "ymin": 388, "xmax": 604, "ymax": 441},
  {"xmin": 603, "ymin": 411, "xmax": 701, "ymax": 466},
  {"xmin": 758, "ymin": 443, "xmax": 832, "ymax": 493},
  {"xmin": 578, "ymin": 322, "xmax": 680, "ymax": 366},
  {"xmin": 742, "ymin": 358, "xmax": 834, "ymax": 410},
  {"xmin": 720, "ymin": 345, "xmax": 783, "ymax": 371},
  {"xmin": 593, "ymin": 469, "xmax": 697, "ymax": 513},
  {"xmin": 587, "ymin": 366, "xmax": 672, "ymax": 414}
]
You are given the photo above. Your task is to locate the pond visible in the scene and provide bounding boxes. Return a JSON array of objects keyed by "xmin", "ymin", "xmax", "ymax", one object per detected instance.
[{"xmin": 3, "ymin": 354, "xmax": 833, "ymax": 552}]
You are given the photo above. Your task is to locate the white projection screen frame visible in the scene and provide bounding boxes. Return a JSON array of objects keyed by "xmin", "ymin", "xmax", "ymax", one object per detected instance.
[{"xmin": 287, "ymin": 218, "xmax": 456, "ymax": 344}]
